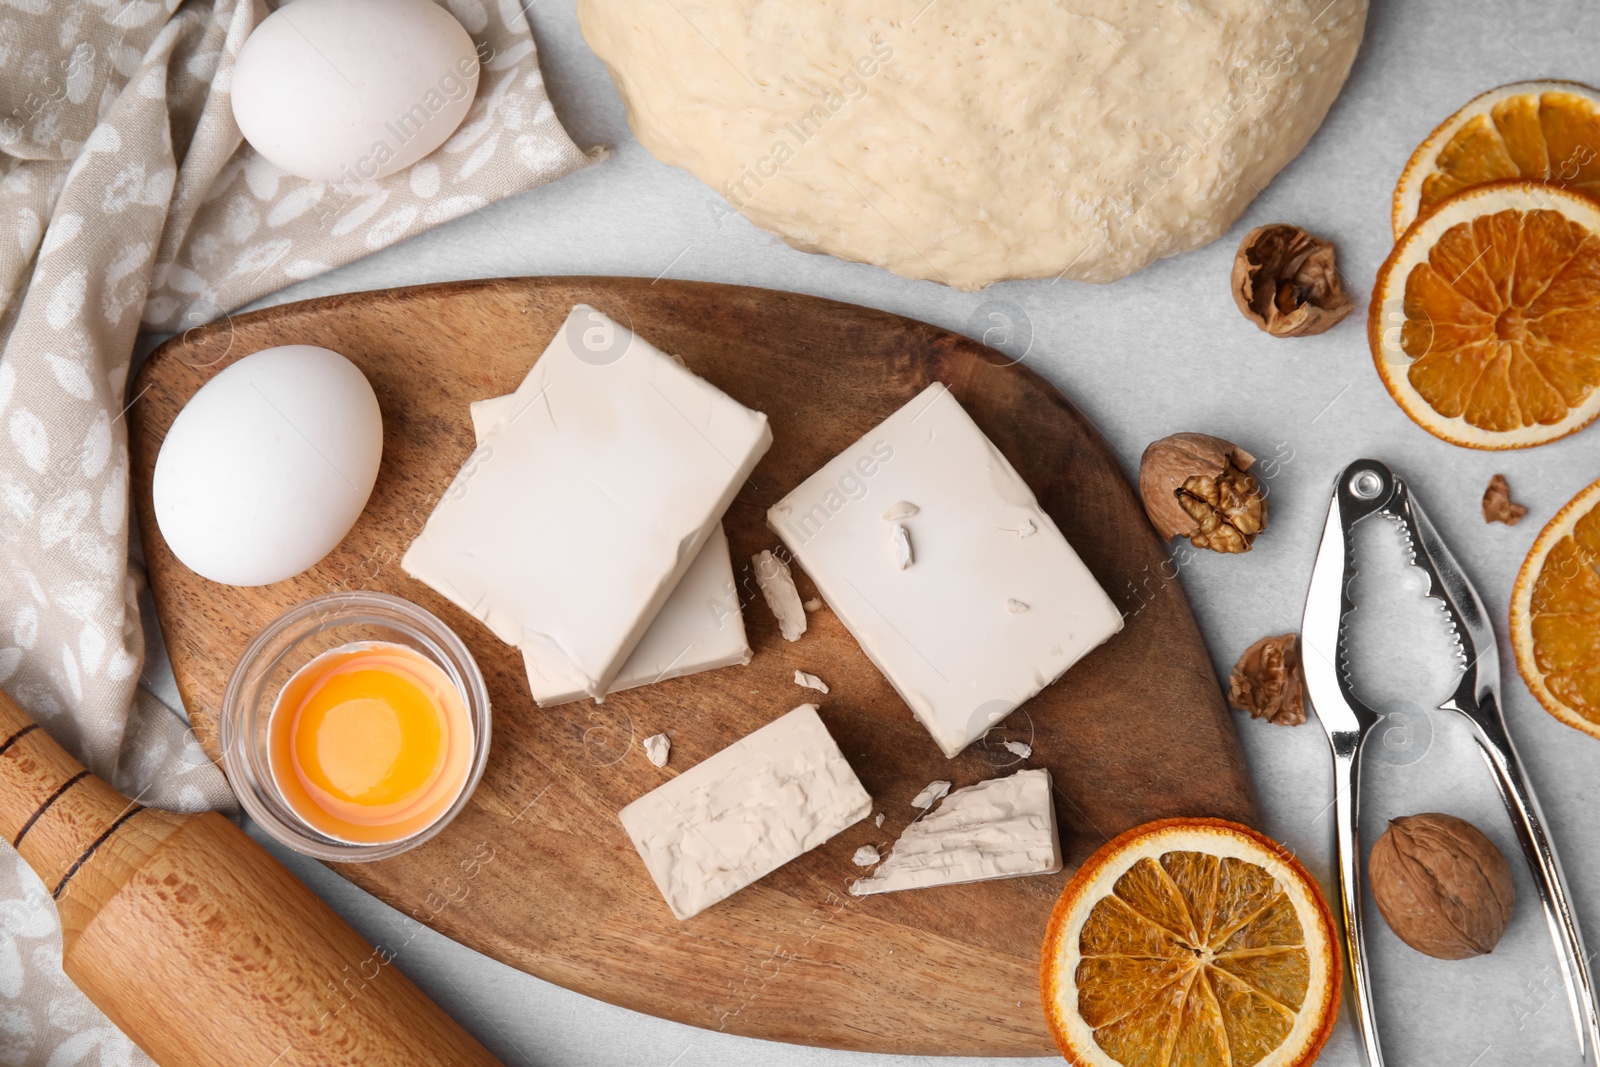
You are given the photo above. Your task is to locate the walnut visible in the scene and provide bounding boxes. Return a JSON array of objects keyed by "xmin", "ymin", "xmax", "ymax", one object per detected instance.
[
  {"xmin": 1369, "ymin": 813, "xmax": 1515, "ymax": 960},
  {"xmin": 1482, "ymin": 474, "xmax": 1527, "ymax": 526},
  {"xmin": 1138, "ymin": 433, "xmax": 1267, "ymax": 553},
  {"xmin": 1228, "ymin": 633, "xmax": 1305, "ymax": 725},
  {"xmin": 1232, "ymin": 224, "xmax": 1355, "ymax": 337}
]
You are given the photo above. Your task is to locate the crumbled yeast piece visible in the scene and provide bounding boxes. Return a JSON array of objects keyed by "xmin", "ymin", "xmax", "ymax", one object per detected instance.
[
  {"xmin": 752, "ymin": 549, "xmax": 807, "ymax": 641},
  {"xmin": 891, "ymin": 523, "xmax": 913, "ymax": 569},
  {"xmin": 850, "ymin": 770, "xmax": 1062, "ymax": 897},
  {"xmin": 853, "ymin": 845, "xmax": 881, "ymax": 867},
  {"xmin": 1002, "ymin": 740, "xmax": 1032, "ymax": 759},
  {"xmin": 794, "ymin": 670, "xmax": 829, "ymax": 694},
  {"xmin": 882, "ymin": 501, "xmax": 919, "ymax": 521},
  {"xmin": 642, "ymin": 733, "xmax": 671, "ymax": 767},
  {"xmin": 911, "ymin": 780, "xmax": 951, "ymax": 810}
]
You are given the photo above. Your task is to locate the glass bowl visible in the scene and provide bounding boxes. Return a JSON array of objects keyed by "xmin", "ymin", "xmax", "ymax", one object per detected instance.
[{"xmin": 221, "ymin": 591, "xmax": 491, "ymax": 862}]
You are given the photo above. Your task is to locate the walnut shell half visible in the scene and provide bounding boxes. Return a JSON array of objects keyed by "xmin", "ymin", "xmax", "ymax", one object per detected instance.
[
  {"xmin": 1138, "ymin": 433, "xmax": 1267, "ymax": 553},
  {"xmin": 1232, "ymin": 224, "xmax": 1355, "ymax": 337},
  {"xmin": 1369, "ymin": 813, "xmax": 1515, "ymax": 960}
]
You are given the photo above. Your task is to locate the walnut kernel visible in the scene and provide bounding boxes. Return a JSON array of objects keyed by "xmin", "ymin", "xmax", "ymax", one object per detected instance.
[
  {"xmin": 1139, "ymin": 433, "xmax": 1268, "ymax": 553},
  {"xmin": 1232, "ymin": 224, "xmax": 1355, "ymax": 337},
  {"xmin": 1482, "ymin": 474, "xmax": 1527, "ymax": 526},
  {"xmin": 1228, "ymin": 633, "xmax": 1305, "ymax": 726}
]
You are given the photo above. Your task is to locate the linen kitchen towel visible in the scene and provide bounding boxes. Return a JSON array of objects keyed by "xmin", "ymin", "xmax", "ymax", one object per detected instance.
[{"xmin": 0, "ymin": 1, "xmax": 593, "ymax": 1061}]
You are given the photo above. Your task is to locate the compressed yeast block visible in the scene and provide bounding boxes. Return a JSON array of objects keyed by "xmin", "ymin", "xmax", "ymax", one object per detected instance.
[
  {"xmin": 469, "ymin": 391, "xmax": 751, "ymax": 706},
  {"xmin": 619, "ymin": 704, "xmax": 871, "ymax": 920},
  {"xmin": 769, "ymin": 382, "xmax": 1121, "ymax": 757},
  {"xmin": 404, "ymin": 305, "xmax": 770, "ymax": 698}
]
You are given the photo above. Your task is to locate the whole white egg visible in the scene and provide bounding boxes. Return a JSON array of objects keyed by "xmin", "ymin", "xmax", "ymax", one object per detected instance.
[
  {"xmin": 231, "ymin": 0, "xmax": 480, "ymax": 183},
  {"xmin": 153, "ymin": 345, "xmax": 383, "ymax": 587}
]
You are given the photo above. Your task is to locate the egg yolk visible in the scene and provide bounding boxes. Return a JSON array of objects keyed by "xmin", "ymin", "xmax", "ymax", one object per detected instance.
[
  {"xmin": 293, "ymin": 668, "xmax": 443, "ymax": 807},
  {"xmin": 268, "ymin": 642, "xmax": 472, "ymax": 844}
]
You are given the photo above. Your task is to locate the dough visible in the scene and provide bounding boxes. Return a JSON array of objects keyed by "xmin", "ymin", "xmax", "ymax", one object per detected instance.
[{"xmin": 578, "ymin": 0, "xmax": 1367, "ymax": 288}]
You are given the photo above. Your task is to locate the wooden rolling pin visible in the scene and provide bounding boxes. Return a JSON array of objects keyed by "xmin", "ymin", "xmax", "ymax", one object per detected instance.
[{"xmin": 0, "ymin": 687, "xmax": 502, "ymax": 1066}]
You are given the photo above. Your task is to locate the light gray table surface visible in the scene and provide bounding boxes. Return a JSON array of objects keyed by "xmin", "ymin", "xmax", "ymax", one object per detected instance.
[{"xmin": 135, "ymin": 1, "xmax": 1600, "ymax": 1064}]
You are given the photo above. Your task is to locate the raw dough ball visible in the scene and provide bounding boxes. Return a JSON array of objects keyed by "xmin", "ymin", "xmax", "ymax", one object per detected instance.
[{"xmin": 579, "ymin": 0, "xmax": 1367, "ymax": 287}]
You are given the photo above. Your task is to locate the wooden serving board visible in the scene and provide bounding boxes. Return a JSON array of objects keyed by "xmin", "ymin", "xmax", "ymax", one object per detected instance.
[{"xmin": 130, "ymin": 278, "xmax": 1257, "ymax": 1056}]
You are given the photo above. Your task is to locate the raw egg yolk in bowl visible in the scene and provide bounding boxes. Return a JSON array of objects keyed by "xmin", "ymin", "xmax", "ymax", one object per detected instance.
[{"xmin": 268, "ymin": 642, "xmax": 472, "ymax": 844}]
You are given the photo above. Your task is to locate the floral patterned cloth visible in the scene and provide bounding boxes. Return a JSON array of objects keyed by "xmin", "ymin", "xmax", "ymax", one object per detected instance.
[{"xmin": 0, "ymin": 1, "xmax": 592, "ymax": 1062}]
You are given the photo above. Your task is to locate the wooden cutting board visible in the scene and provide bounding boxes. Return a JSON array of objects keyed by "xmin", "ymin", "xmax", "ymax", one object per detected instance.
[{"xmin": 129, "ymin": 277, "xmax": 1257, "ymax": 1057}]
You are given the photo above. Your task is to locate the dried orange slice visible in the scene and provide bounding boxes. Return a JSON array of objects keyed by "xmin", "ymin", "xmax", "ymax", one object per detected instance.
[
  {"xmin": 1512, "ymin": 476, "xmax": 1600, "ymax": 738},
  {"xmin": 1041, "ymin": 818, "xmax": 1339, "ymax": 1067},
  {"xmin": 1393, "ymin": 81, "xmax": 1600, "ymax": 238},
  {"xmin": 1369, "ymin": 181, "xmax": 1600, "ymax": 449}
]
